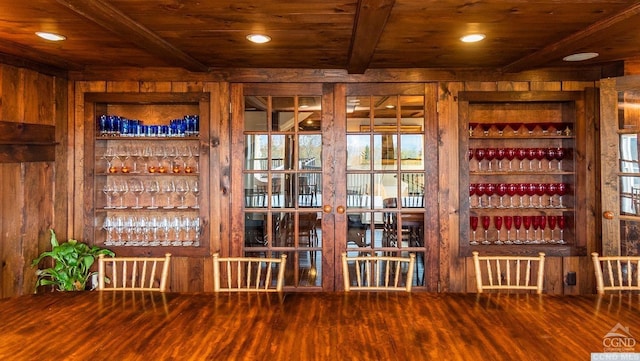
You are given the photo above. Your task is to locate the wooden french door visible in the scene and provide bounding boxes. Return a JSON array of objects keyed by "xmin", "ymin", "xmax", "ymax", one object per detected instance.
[
  {"xmin": 230, "ymin": 83, "xmax": 438, "ymax": 291},
  {"xmin": 600, "ymin": 75, "xmax": 640, "ymax": 257}
]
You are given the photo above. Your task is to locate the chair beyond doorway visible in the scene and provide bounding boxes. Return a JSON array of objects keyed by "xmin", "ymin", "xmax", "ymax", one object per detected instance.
[
  {"xmin": 472, "ymin": 251, "xmax": 545, "ymax": 294},
  {"xmin": 213, "ymin": 253, "xmax": 287, "ymax": 292},
  {"xmin": 592, "ymin": 252, "xmax": 640, "ymax": 294},
  {"xmin": 341, "ymin": 252, "xmax": 416, "ymax": 292},
  {"xmin": 97, "ymin": 253, "xmax": 172, "ymax": 292}
]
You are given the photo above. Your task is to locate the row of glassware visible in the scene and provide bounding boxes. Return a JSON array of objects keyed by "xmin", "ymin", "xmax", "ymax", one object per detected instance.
[
  {"xmin": 102, "ymin": 178, "xmax": 199, "ymax": 210},
  {"xmin": 469, "ymin": 122, "xmax": 572, "ymax": 137},
  {"xmin": 469, "ymin": 215, "xmax": 567, "ymax": 245},
  {"xmin": 469, "ymin": 183, "xmax": 568, "ymax": 209},
  {"xmin": 468, "ymin": 147, "xmax": 567, "ymax": 172},
  {"xmin": 97, "ymin": 114, "xmax": 199, "ymax": 137},
  {"xmin": 101, "ymin": 144, "xmax": 200, "ymax": 174},
  {"xmin": 102, "ymin": 214, "xmax": 202, "ymax": 247}
]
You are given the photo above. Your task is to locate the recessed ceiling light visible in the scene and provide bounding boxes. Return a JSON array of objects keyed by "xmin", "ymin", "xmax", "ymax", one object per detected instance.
[
  {"xmin": 460, "ymin": 34, "xmax": 485, "ymax": 43},
  {"xmin": 35, "ymin": 32, "xmax": 66, "ymax": 41},
  {"xmin": 563, "ymin": 52, "xmax": 599, "ymax": 62},
  {"xmin": 246, "ymin": 34, "xmax": 271, "ymax": 44}
]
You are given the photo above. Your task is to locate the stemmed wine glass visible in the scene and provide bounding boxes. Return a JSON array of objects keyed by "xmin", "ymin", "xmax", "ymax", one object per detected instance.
[
  {"xmin": 525, "ymin": 148, "xmax": 537, "ymax": 171},
  {"xmin": 534, "ymin": 148, "xmax": 546, "ymax": 171},
  {"xmin": 546, "ymin": 183, "xmax": 558, "ymax": 208},
  {"xmin": 174, "ymin": 179, "xmax": 190, "ymax": 209},
  {"xmin": 538, "ymin": 215, "xmax": 547, "ymax": 244},
  {"xmin": 102, "ymin": 216, "xmax": 114, "ymax": 246},
  {"xmin": 557, "ymin": 215, "xmax": 566, "ymax": 244},
  {"xmin": 161, "ymin": 180, "xmax": 175, "ymax": 209},
  {"xmin": 496, "ymin": 183, "xmax": 507, "ymax": 208},
  {"xmin": 115, "ymin": 180, "xmax": 128, "ymax": 209},
  {"xmin": 469, "ymin": 122, "xmax": 478, "ymax": 136},
  {"xmin": 485, "ymin": 148, "xmax": 497, "ymax": 172},
  {"xmin": 475, "ymin": 148, "xmax": 486, "ymax": 171},
  {"xmin": 506, "ymin": 183, "xmax": 518, "ymax": 208},
  {"xmin": 481, "ymin": 124, "xmax": 492, "ymax": 136},
  {"xmin": 532, "ymin": 216, "xmax": 540, "ymax": 244},
  {"xmin": 524, "ymin": 123, "xmax": 537, "ymax": 135},
  {"xmin": 476, "ymin": 183, "xmax": 487, "ymax": 208},
  {"xmin": 485, "ymin": 183, "xmax": 496, "ymax": 208},
  {"xmin": 554, "ymin": 147, "xmax": 565, "ymax": 171},
  {"xmin": 535, "ymin": 183, "xmax": 547, "ymax": 209},
  {"xmin": 545, "ymin": 147, "xmax": 557, "ymax": 170},
  {"xmin": 556, "ymin": 183, "xmax": 568, "ymax": 208},
  {"xmin": 128, "ymin": 178, "xmax": 144, "ymax": 209},
  {"xmin": 190, "ymin": 179, "xmax": 200, "ymax": 209},
  {"xmin": 494, "ymin": 216, "xmax": 503, "ymax": 245},
  {"xmin": 172, "ymin": 216, "xmax": 183, "ymax": 246},
  {"xmin": 495, "ymin": 148, "xmax": 506, "ymax": 170},
  {"xmin": 547, "ymin": 215, "xmax": 557, "ymax": 243},
  {"xmin": 182, "ymin": 216, "xmax": 194, "ymax": 246},
  {"xmin": 526, "ymin": 183, "xmax": 538, "ymax": 208},
  {"xmin": 516, "ymin": 183, "xmax": 528, "ymax": 208},
  {"xmin": 494, "ymin": 123, "xmax": 508, "ymax": 136},
  {"xmin": 505, "ymin": 148, "xmax": 516, "ymax": 170},
  {"xmin": 481, "ymin": 216, "xmax": 491, "ymax": 245},
  {"xmin": 103, "ymin": 181, "xmax": 114, "ymax": 209},
  {"xmin": 504, "ymin": 216, "xmax": 513, "ymax": 245},
  {"xmin": 469, "ymin": 183, "xmax": 477, "ymax": 208},
  {"xmin": 515, "ymin": 148, "xmax": 527, "ymax": 171},
  {"xmin": 470, "ymin": 216, "xmax": 479, "ymax": 245},
  {"xmin": 146, "ymin": 180, "xmax": 159, "ymax": 209},
  {"xmin": 522, "ymin": 216, "xmax": 532, "ymax": 243},
  {"xmin": 513, "ymin": 216, "xmax": 522, "ymax": 244}
]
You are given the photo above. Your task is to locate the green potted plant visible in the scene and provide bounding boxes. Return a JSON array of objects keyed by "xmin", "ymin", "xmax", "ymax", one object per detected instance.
[{"xmin": 31, "ymin": 229, "xmax": 115, "ymax": 292}]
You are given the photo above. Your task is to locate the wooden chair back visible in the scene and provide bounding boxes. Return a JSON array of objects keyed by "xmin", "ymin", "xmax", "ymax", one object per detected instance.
[
  {"xmin": 342, "ymin": 252, "xmax": 416, "ymax": 292},
  {"xmin": 213, "ymin": 253, "xmax": 287, "ymax": 292},
  {"xmin": 592, "ymin": 252, "xmax": 640, "ymax": 294},
  {"xmin": 98, "ymin": 253, "xmax": 171, "ymax": 292},
  {"xmin": 472, "ymin": 251, "xmax": 545, "ymax": 294}
]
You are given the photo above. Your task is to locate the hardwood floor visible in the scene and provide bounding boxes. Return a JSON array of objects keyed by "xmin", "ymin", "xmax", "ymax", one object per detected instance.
[{"xmin": 0, "ymin": 291, "xmax": 638, "ymax": 360}]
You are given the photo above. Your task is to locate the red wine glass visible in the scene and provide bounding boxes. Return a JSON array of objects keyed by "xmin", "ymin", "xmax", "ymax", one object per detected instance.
[
  {"xmin": 547, "ymin": 215, "xmax": 557, "ymax": 243},
  {"xmin": 525, "ymin": 148, "xmax": 537, "ymax": 171},
  {"xmin": 475, "ymin": 148, "xmax": 486, "ymax": 171},
  {"xmin": 470, "ymin": 216, "xmax": 479, "ymax": 245},
  {"xmin": 554, "ymin": 147, "xmax": 565, "ymax": 171},
  {"xmin": 526, "ymin": 183, "xmax": 538, "ymax": 208},
  {"xmin": 556, "ymin": 183, "xmax": 568, "ymax": 208},
  {"xmin": 524, "ymin": 123, "xmax": 537, "ymax": 135},
  {"xmin": 505, "ymin": 148, "xmax": 516, "ymax": 170},
  {"xmin": 469, "ymin": 183, "xmax": 477, "ymax": 208},
  {"xmin": 546, "ymin": 183, "xmax": 558, "ymax": 208},
  {"xmin": 494, "ymin": 216, "xmax": 503, "ymax": 245},
  {"xmin": 545, "ymin": 147, "xmax": 557, "ymax": 170},
  {"xmin": 495, "ymin": 148, "xmax": 506, "ymax": 170},
  {"xmin": 485, "ymin": 183, "xmax": 497, "ymax": 208},
  {"xmin": 496, "ymin": 183, "xmax": 507, "ymax": 208},
  {"xmin": 504, "ymin": 215, "xmax": 513, "ymax": 244},
  {"xmin": 538, "ymin": 215, "xmax": 547, "ymax": 244},
  {"xmin": 514, "ymin": 215, "xmax": 522, "ymax": 244},
  {"xmin": 535, "ymin": 183, "xmax": 547, "ymax": 209},
  {"xmin": 494, "ymin": 123, "xmax": 508, "ymax": 136},
  {"xmin": 557, "ymin": 215, "xmax": 566, "ymax": 244},
  {"xmin": 506, "ymin": 183, "xmax": 518, "ymax": 208},
  {"xmin": 476, "ymin": 183, "xmax": 487, "ymax": 208},
  {"xmin": 523, "ymin": 216, "xmax": 532, "ymax": 243},
  {"xmin": 481, "ymin": 123, "xmax": 492, "ymax": 136},
  {"xmin": 481, "ymin": 216, "xmax": 491, "ymax": 245},
  {"xmin": 532, "ymin": 216, "xmax": 540, "ymax": 244},
  {"xmin": 516, "ymin": 183, "xmax": 528, "ymax": 208},
  {"xmin": 485, "ymin": 148, "xmax": 497, "ymax": 171},
  {"xmin": 534, "ymin": 148, "xmax": 546, "ymax": 171},
  {"xmin": 515, "ymin": 148, "xmax": 527, "ymax": 171}
]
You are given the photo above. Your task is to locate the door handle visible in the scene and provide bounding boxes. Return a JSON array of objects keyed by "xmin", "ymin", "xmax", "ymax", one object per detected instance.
[
  {"xmin": 603, "ymin": 211, "xmax": 614, "ymax": 220},
  {"xmin": 323, "ymin": 205, "xmax": 332, "ymax": 213},
  {"xmin": 336, "ymin": 205, "xmax": 345, "ymax": 214}
]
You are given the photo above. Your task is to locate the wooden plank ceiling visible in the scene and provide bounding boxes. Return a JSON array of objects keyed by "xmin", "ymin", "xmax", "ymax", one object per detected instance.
[{"xmin": 0, "ymin": 0, "xmax": 638, "ymax": 74}]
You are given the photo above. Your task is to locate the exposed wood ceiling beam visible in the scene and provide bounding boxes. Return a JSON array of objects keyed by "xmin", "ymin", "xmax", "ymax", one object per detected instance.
[
  {"xmin": 56, "ymin": 0, "xmax": 209, "ymax": 72},
  {"xmin": 502, "ymin": 2, "xmax": 640, "ymax": 73},
  {"xmin": 347, "ymin": 0, "xmax": 395, "ymax": 74}
]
